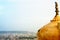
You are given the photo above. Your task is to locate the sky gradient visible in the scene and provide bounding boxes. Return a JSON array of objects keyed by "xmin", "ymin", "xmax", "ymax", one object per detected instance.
[{"xmin": 0, "ymin": 0, "xmax": 60, "ymax": 32}]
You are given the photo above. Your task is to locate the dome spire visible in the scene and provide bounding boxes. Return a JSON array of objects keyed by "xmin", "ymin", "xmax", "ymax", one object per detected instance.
[
  {"xmin": 55, "ymin": 2, "xmax": 59, "ymax": 16},
  {"xmin": 37, "ymin": 2, "xmax": 60, "ymax": 40}
]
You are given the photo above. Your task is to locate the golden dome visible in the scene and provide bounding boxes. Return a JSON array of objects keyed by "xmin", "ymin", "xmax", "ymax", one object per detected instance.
[{"xmin": 37, "ymin": 2, "xmax": 60, "ymax": 40}]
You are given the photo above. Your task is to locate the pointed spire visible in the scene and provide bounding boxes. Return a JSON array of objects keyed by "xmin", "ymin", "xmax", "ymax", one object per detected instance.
[
  {"xmin": 51, "ymin": 2, "xmax": 60, "ymax": 22},
  {"xmin": 55, "ymin": 2, "xmax": 59, "ymax": 16}
]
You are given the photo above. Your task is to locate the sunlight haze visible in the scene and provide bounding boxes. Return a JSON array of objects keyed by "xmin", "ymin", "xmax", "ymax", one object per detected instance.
[{"xmin": 0, "ymin": 0, "xmax": 60, "ymax": 32}]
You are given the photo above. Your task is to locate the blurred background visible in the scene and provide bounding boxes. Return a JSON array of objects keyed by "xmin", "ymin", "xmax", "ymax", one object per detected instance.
[{"xmin": 0, "ymin": 0, "xmax": 60, "ymax": 32}]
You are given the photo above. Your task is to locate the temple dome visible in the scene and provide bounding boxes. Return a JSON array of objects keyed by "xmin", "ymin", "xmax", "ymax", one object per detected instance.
[{"xmin": 37, "ymin": 2, "xmax": 60, "ymax": 40}]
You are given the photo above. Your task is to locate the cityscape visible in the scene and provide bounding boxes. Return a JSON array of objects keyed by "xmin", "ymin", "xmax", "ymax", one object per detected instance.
[{"xmin": 0, "ymin": 31, "xmax": 37, "ymax": 40}]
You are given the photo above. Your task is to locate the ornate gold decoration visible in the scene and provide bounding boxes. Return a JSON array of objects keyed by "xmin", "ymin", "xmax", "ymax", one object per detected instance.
[{"xmin": 37, "ymin": 2, "xmax": 60, "ymax": 40}]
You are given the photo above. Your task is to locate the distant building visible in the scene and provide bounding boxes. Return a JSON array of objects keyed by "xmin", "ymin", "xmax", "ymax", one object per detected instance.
[{"xmin": 0, "ymin": 31, "xmax": 37, "ymax": 40}]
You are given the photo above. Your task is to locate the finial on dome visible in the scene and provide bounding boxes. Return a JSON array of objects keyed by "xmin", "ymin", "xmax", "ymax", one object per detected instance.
[{"xmin": 55, "ymin": 2, "xmax": 59, "ymax": 16}]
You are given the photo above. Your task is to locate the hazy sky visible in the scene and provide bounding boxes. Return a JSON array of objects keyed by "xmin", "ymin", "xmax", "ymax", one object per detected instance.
[{"xmin": 0, "ymin": 0, "xmax": 60, "ymax": 32}]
